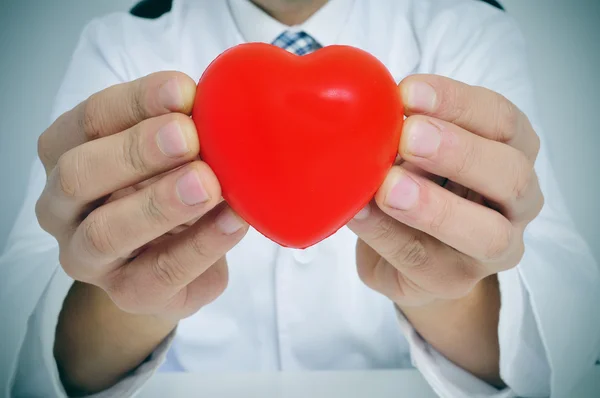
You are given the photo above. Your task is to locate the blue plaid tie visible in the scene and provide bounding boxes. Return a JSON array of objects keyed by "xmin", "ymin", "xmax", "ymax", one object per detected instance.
[{"xmin": 271, "ymin": 30, "xmax": 323, "ymax": 55}]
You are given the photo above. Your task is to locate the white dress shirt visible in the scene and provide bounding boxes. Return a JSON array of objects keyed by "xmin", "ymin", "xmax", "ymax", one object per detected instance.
[{"xmin": 1, "ymin": 0, "xmax": 599, "ymax": 397}]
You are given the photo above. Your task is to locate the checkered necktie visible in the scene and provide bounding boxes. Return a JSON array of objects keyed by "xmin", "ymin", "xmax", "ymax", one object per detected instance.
[{"xmin": 271, "ymin": 30, "xmax": 323, "ymax": 55}]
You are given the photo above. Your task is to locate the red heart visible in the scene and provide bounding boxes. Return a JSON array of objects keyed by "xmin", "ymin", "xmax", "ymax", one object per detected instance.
[{"xmin": 193, "ymin": 43, "xmax": 403, "ymax": 249}]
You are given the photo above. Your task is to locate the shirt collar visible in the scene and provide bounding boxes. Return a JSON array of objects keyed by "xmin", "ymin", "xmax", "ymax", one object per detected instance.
[{"xmin": 227, "ymin": 0, "xmax": 355, "ymax": 46}]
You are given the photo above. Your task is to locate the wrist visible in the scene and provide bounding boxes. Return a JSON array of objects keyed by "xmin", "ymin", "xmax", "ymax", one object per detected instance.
[
  {"xmin": 55, "ymin": 282, "xmax": 177, "ymax": 395},
  {"xmin": 396, "ymin": 276, "xmax": 504, "ymax": 387}
]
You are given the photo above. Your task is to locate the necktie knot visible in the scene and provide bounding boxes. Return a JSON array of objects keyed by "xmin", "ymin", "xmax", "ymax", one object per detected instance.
[{"xmin": 272, "ymin": 30, "xmax": 323, "ymax": 55}]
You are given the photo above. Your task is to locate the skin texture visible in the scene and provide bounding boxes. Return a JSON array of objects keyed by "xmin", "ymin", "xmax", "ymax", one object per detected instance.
[{"xmin": 37, "ymin": 0, "xmax": 544, "ymax": 394}]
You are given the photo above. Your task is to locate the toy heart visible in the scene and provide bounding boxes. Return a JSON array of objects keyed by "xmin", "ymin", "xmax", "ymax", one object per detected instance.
[{"xmin": 193, "ymin": 43, "xmax": 403, "ymax": 249}]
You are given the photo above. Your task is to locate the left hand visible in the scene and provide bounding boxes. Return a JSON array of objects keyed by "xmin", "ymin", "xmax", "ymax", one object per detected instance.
[{"xmin": 348, "ymin": 74, "xmax": 544, "ymax": 308}]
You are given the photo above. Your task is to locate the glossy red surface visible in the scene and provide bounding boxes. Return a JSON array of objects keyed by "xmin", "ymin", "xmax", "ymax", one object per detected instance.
[{"xmin": 193, "ymin": 43, "xmax": 403, "ymax": 248}]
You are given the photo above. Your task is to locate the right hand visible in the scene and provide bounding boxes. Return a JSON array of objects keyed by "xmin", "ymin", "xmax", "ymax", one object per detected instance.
[{"xmin": 36, "ymin": 71, "xmax": 249, "ymax": 323}]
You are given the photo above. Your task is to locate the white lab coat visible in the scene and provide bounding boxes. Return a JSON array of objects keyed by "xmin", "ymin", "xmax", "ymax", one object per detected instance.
[{"xmin": 1, "ymin": 0, "xmax": 599, "ymax": 397}]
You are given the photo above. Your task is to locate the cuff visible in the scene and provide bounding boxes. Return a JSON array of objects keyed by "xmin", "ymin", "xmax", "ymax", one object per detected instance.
[
  {"xmin": 395, "ymin": 306, "xmax": 514, "ymax": 398},
  {"xmin": 497, "ymin": 265, "xmax": 550, "ymax": 396},
  {"xmin": 11, "ymin": 265, "xmax": 176, "ymax": 398},
  {"xmin": 395, "ymin": 266, "xmax": 549, "ymax": 398}
]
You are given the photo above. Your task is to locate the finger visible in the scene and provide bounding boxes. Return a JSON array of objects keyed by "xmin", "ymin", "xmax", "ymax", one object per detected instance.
[
  {"xmin": 349, "ymin": 202, "xmax": 482, "ymax": 300},
  {"xmin": 55, "ymin": 112, "xmax": 199, "ymax": 213},
  {"xmin": 64, "ymin": 161, "xmax": 221, "ymax": 280},
  {"xmin": 373, "ymin": 166, "xmax": 521, "ymax": 264},
  {"xmin": 399, "ymin": 74, "xmax": 540, "ymax": 160},
  {"xmin": 175, "ymin": 257, "xmax": 230, "ymax": 317},
  {"xmin": 37, "ymin": 113, "xmax": 200, "ymax": 231},
  {"xmin": 38, "ymin": 71, "xmax": 197, "ymax": 171},
  {"xmin": 104, "ymin": 204, "xmax": 248, "ymax": 314},
  {"xmin": 109, "ymin": 165, "xmax": 191, "ymax": 201},
  {"xmin": 399, "ymin": 115, "xmax": 543, "ymax": 219}
]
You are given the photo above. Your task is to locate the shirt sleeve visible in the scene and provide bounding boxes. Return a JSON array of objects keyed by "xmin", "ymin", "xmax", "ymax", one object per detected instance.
[
  {"xmin": 395, "ymin": 271, "xmax": 547, "ymax": 398},
  {"xmin": 404, "ymin": 2, "xmax": 600, "ymax": 397},
  {"xmin": 0, "ymin": 13, "xmax": 175, "ymax": 397}
]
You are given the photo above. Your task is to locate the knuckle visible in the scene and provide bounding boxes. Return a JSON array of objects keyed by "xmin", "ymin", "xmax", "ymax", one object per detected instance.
[
  {"xmin": 521, "ymin": 176, "xmax": 544, "ymax": 221},
  {"xmin": 141, "ymin": 185, "xmax": 170, "ymax": 225},
  {"xmin": 58, "ymin": 245, "xmax": 88, "ymax": 283},
  {"xmin": 109, "ymin": 282, "xmax": 153, "ymax": 316},
  {"xmin": 152, "ymin": 246, "xmax": 189, "ymax": 287},
  {"xmin": 393, "ymin": 235, "xmax": 431, "ymax": 269},
  {"xmin": 213, "ymin": 267, "xmax": 229, "ymax": 297},
  {"xmin": 484, "ymin": 220, "xmax": 513, "ymax": 261},
  {"xmin": 56, "ymin": 152, "xmax": 83, "ymax": 199},
  {"xmin": 37, "ymin": 131, "xmax": 53, "ymax": 168},
  {"xmin": 200, "ymin": 262, "xmax": 229, "ymax": 302},
  {"xmin": 58, "ymin": 249, "xmax": 78, "ymax": 279},
  {"xmin": 356, "ymin": 256, "xmax": 378, "ymax": 289},
  {"xmin": 496, "ymin": 96, "xmax": 520, "ymax": 141},
  {"xmin": 496, "ymin": 239, "xmax": 525, "ymax": 273},
  {"xmin": 452, "ymin": 139, "xmax": 479, "ymax": 179},
  {"xmin": 102, "ymin": 273, "xmax": 139, "ymax": 314},
  {"xmin": 130, "ymin": 79, "xmax": 149, "ymax": 122},
  {"xmin": 81, "ymin": 95, "xmax": 103, "ymax": 140},
  {"xmin": 107, "ymin": 286, "xmax": 142, "ymax": 315},
  {"xmin": 35, "ymin": 195, "xmax": 53, "ymax": 233},
  {"xmin": 390, "ymin": 271, "xmax": 409, "ymax": 302},
  {"xmin": 456, "ymin": 255, "xmax": 485, "ymax": 285},
  {"xmin": 438, "ymin": 256, "xmax": 482, "ymax": 299},
  {"xmin": 429, "ymin": 198, "xmax": 452, "ymax": 235},
  {"xmin": 446, "ymin": 279, "xmax": 480, "ymax": 300},
  {"xmin": 356, "ymin": 261, "xmax": 374, "ymax": 287},
  {"xmin": 187, "ymin": 234, "xmax": 214, "ymax": 263},
  {"xmin": 81, "ymin": 211, "xmax": 118, "ymax": 258},
  {"xmin": 511, "ymin": 240, "xmax": 526, "ymax": 266},
  {"xmin": 510, "ymin": 153, "xmax": 534, "ymax": 201},
  {"xmin": 122, "ymin": 126, "xmax": 149, "ymax": 176},
  {"xmin": 443, "ymin": 84, "xmax": 473, "ymax": 125},
  {"xmin": 392, "ymin": 270, "xmax": 441, "ymax": 306},
  {"xmin": 371, "ymin": 216, "xmax": 400, "ymax": 243}
]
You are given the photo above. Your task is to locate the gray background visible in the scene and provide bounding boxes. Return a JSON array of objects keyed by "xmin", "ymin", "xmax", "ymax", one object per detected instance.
[{"xmin": 0, "ymin": 0, "xmax": 599, "ymax": 263}]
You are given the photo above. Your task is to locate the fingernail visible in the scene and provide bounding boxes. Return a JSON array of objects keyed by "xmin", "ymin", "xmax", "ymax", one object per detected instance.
[
  {"xmin": 405, "ymin": 82, "xmax": 437, "ymax": 112},
  {"xmin": 385, "ymin": 172, "xmax": 420, "ymax": 210},
  {"xmin": 216, "ymin": 207, "xmax": 245, "ymax": 235},
  {"xmin": 157, "ymin": 121, "xmax": 189, "ymax": 157},
  {"xmin": 353, "ymin": 203, "xmax": 371, "ymax": 220},
  {"xmin": 405, "ymin": 120, "xmax": 441, "ymax": 157},
  {"xmin": 159, "ymin": 78, "xmax": 184, "ymax": 110},
  {"xmin": 176, "ymin": 170, "xmax": 210, "ymax": 206}
]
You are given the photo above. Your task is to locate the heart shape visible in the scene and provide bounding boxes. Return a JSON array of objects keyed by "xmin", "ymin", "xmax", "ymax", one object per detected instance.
[{"xmin": 193, "ymin": 43, "xmax": 403, "ymax": 249}]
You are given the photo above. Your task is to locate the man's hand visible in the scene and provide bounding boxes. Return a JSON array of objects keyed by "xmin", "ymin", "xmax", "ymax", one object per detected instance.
[
  {"xmin": 348, "ymin": 74, "xmax": 544, "ymax": 386},
  {"xmin": 35, "ymin": 71, "xmax": 249, "ymax": 395}
]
